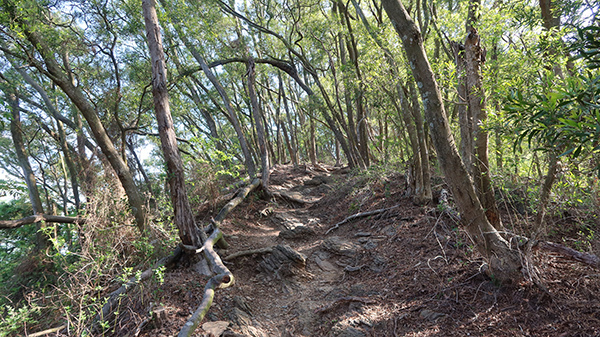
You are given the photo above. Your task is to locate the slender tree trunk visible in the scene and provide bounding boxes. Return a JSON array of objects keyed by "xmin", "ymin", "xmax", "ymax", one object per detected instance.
[
  {"xmin": 382, "ymin": 0, "xmax": 522, "ymax": 283},
  {"xmin": 246, "ymin": 57, "xmax": 271, "ymax": 194},
  {"xmin": 534, "ymin": 151, "xmax": 559, "ymax": 236},
  {"xmin": 279, "ymin": 75, "xmax": 299, "ymax": 167},
  {"xmin": 142, "ymin": 0, "xmax": 203, "ymax": 247},
  {"xmin": 464, "ymin": 27, "xmax": 502, "ymax": 229},
  {"xmin": 159, "ymin": 0, "xmax": 256, "ymax": 178},
  {"xmin": 451, "ymin": 41, "xmax": 473, "ymax": 173},
  {"xmin": 8, "ymin": 92, "xmax": 48, "ymax": 250},
  {"xmin": 408, "ymin": 80, "xmax": 432, "ymax": 203}
]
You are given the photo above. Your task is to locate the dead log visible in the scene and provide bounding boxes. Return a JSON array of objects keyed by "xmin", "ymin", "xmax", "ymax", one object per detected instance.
[
  {"xmin": 326, "ymin": 205, "xmax": 400, "ymax": 234},
  {"xmin": 437, "ymin": 190, "xmax": 600, "ymax": 270},
  {"xmin": 179, "ymin": 229, "xmax": 234, "ymax": 337},
  {"xmin": 0, "ymin": 214, "xmax": 84, "ymax": 229},
  {"xmin": 534, "ymin": 241, "xmax": 600, "ymax": 269}
]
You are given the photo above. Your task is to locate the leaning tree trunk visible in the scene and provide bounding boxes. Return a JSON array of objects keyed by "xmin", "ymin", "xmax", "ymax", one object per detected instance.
[
  {"xmin": 142, "ymin": 0, "xmax": 203, "ymax": 247},
  {"xmin": 382, "ymin": 0, "xmax": 522, "ymax": 284},
  {"xmin": 20, "ymin": 30, "xmax": 148, "ymax": 232}
]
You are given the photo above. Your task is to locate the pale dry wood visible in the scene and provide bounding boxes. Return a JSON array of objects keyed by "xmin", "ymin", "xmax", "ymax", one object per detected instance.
[
  {"xmin": 26, "ymin": 324, "xmax": 67, "ymax": 337},
  {"xmin": 179, "ymin": 229, "xmax": 234, "ymax": 337},
  {"xmin": 326, "ymin": 205, "xmax": 400, "ymax": 234},
  {"xmin": 0, "ymin": 214, "xmax": 84, "ymax": 229},
  {"xmin": 178, "ymin": 178, "xmax": 261, "ymax": 336}
]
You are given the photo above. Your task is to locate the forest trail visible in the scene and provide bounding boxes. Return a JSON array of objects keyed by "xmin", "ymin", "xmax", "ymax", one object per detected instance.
[{"xmin": 141, "ymin": 165, "xmax": 600, "ymax": 337}]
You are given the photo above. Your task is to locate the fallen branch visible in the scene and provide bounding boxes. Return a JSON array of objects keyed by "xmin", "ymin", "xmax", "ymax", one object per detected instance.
[
  {"xmin": 223, "ymin": 247, "xmax": 274, "ymax": 261},
  {"xmin": 326, "ymin": 205, "xmax": 400, "ymax": 234},
  {"xmin": 26, "ymin": 324, "xmax": 67, "ymax": 337},
  {"xmin": 314, "ymin": 296, "xmax": 377, "ymax": 314},
  {"xmin": 534, "ymin": 241, "xmax": 600, "ymax": 269},
  {"xmin": 179, "ymin": 229, "xmax": 234, "ymax": 337},
  {"xmin": 91, "ymin": 247, "xmax": 183, "ymax": 333},
  {"xmin": 0, "ymin": 214, "xmax": 84, "ymax": 229}
]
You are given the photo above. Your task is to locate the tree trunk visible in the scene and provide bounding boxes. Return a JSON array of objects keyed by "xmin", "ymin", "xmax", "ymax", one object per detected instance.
[
  {"xmin": 451, "ymin": 41, "xmax": 473, "ymax": 174},
  {"xmin": 159, "ymin": 0, "xmax": 257, "ymax": 178},
  {"xmin": 246, "ymin": 57, "xmax": 271, "ymax": 194},
  {"xmin": 408, "ymin": 80, "xmax": 432, "ymax": 204},
  {"xmin": 142, "ymin": 0, "xmax": 202, "ymax": 247},
  {"xmin": 8, "ymin": 91, "xmax": 48, "ymax": 250},
  {"xmin": 20, "ymin": 29, "xmax": 148, "ymax": 232},
  {"xmin": 464, "ymin": 27, "xmax": 502, "ymax": 230},
  {"xmin": 382, "ymin": 0, "xmax": 522, "ymax": 284}
]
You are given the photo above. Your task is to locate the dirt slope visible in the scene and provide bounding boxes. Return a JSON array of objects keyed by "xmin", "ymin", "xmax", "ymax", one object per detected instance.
[{"xmin": 141, "ymin": 164, "xmax": 600, "ymax": 337}]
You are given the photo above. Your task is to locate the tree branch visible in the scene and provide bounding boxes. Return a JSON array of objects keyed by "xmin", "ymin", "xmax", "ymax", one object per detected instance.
[{"xmin": 0, "ymin": 214, "xmax": 84, "ymax": 229}]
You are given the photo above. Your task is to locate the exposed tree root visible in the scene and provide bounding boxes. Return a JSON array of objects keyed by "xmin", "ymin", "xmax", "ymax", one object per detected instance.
[
  {"xmin": 326, "ymin": 205, "xmax": 400, "ymax": 234},
  {"xmin": 178, "ymin": 178, "xmax": 262, "ymax": 336},
  {"xmin": 214, "ymin": 178, "xmax": 261, "ymax": 223},
  {"xmin": 271, "ymin": 191, "xmax": 310, "ymax": 205},
  {"xmin": 179, "ymin": 229, "xmax": 234, "ymax": 337},
  {"xmin": 224, "ymin": 247, "xmax": 274, "ymax": 261},
  {"xmin": 0, "ymin": 214, "xmax": 85, "ymax": 229}
]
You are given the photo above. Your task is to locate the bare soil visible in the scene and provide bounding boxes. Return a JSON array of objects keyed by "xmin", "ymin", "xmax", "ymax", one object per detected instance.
[{"xmin": 139, "ymin": 164, "xmax": 600, "ymax": 337}]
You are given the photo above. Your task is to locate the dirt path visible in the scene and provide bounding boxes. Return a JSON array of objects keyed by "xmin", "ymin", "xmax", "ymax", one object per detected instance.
[{"xmin": 143, "ymin": 164, "xmax": 600, "ymax": 337}]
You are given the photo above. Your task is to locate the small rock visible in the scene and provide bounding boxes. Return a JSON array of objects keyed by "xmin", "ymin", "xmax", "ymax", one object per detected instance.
[
  {"xmin": 354, "ymin": 232, "xmax": 372, "ymax": 237},
  {"xmin": 419, "ymin": 309, "xmax": 446, "ymax": 322},
  {"xmin": 323, "ymin": 236, "xmax": 360, "ymax": 256},
  {"xmin": 202, "ymin": 321, "xmax": 229, "ymax": 336},
  {"xmin": 279, "ymin": 225, "xmax": 315, "ymax": 239},
  {"xmin": 382, "ymin": 225, "xmax": 397, "ymax": 237},
  {"xmin": 314, "ymin": 256, "xmax": 338, "ymax": 271}
]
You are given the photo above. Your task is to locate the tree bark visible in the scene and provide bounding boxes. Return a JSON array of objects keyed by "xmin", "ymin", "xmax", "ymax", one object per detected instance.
[
  {"xmin": 8, "ymin": 91, "xmax": 49, "ymax": 249},
  {"xmin": 451, "ymin": 40, "xmax": 473, "ymax": 174},
  {"xmin": 142, "ymin": 0, "xmax": 203, "ymax": 247},
  {"xmin": 382, "ymin": 0, "xmax": 522, "ymax": 283},
  {"xmin": 247, "ymin": 57, "xmax": 271, "ymax": 194},
  {"xmin": 464, "ymin": 27, "xmax": 502, "ymax": 230}
]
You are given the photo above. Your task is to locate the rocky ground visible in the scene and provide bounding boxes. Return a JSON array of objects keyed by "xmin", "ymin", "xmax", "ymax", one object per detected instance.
[{"xmin": 137, "ymin": 164, "xmax": 600, "ymax": 337}]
